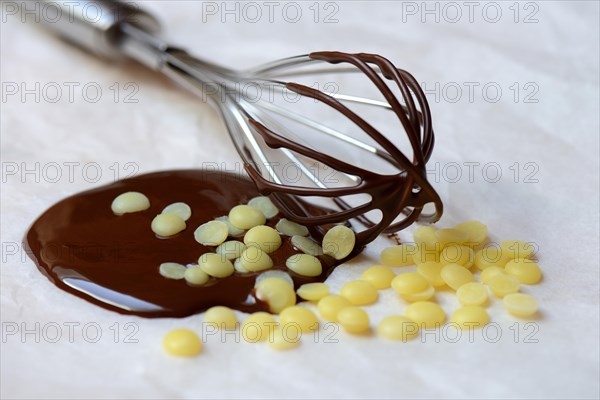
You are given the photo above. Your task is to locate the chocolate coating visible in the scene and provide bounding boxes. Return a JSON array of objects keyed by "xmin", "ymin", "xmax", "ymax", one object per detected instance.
[
  {"xmin": 245, "ymin": 51, "xmax": 443, "ymax": 245},
  {"xmin": 24, "ymin": 170, "xmax": 360, "ymax": 318}
]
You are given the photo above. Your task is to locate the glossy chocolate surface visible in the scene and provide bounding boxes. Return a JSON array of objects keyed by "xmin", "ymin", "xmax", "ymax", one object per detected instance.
[{"xmin": 25, "ymin": 170, "xmax": 360, "ymax": 318}]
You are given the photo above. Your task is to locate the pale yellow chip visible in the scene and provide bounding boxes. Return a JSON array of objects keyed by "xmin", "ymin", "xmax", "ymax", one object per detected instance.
[
  {"xmin": 416, "ymin": 261, "xmax": 445, "ymax": 287},
  {"xmin": 184, "ymin": 266, "xmax": 210, "ymax": 285},
  {"xmin": 488, "ymin": 274, "xmax": 520, "ymax": 297},
  {"xmin": 215, "ymin": 240, "xmax": 246, "ymax": 260},
  {"xmin": 151, "ymin": 214, "xmax": 186, "ymax": 237},
  {"xmin": 454, "ymin": 221, "xmax": 487, "ymax": 246},
  {"xmin": 505, "ymin": 259, "xmax": 542, "ymax": 284},
  {"xmin": 503, "ymin": 293, "xmax": 539, "ymax": 317},
  {"xmin": 198, "ymin": 253, "xmax": 234, "ymax": 278},
  {"xmin": 276, "ymin": 218, "xmax": 309, "ymax": 237},
  {"xmin": 378, "ymin": 316, "xmax": 419, "ymax": 341},
  {"xmin": 163, "ymin": 328, "xmax": 202, "ymax": 357},
  {"xmin": 267, "ymin": 328, "xmax": 301, "ymax": 351},
  {"xmin": 322, "ymin": 225, "xmax": 356, "ymax": 260},
  {"xmin": 440, "ymin": 263, "xmax": 474, "ymax": 290},
  {"xmin": 244, "ymin": 225, "xmax": 282, "ymax": 253},
  {"xmin": 159, "ymin": 262, "xmax": 187, "ymax": 280},
  {"xmin": 456, "ymin": 282, "xmax": 488, "ymax": 306},
  {"xmin": 194, "ymin": 220, "xmax": 228, "ymax": 246},
  {"xmin": 279, "ymin": 306, "xmax": 319, "ymax": 333},
  {"xmin": 255, "ymin": 277, "xmax": 296, "ymax": 313},
  {"xmin": 215, "ymin": 216, "xmax": 245, "ymax": 237},
  {"xmin": 229, "ymin": 205, "xmax": 266, "ymax": 230},
  {"xmin": 291, "ymin": 235, "xmax": 324, "ymax": 256},
  {"xmin": 161, "ymin": 202, "xmax": 192, "ymax": 221},
  {"xmin": 241, "ymin": 312, "xmax": 276, "ymax": 342},
  {"xmin": 404, "ymin": 301, "xmax": 446, "ymax": 329},
  {"xmin": 450, "ymin": 306, "xmax": 489, "ymax": 329},
  {"xmin": 340, "ymin": 280, "xmax": 378, "ymax": 305},
  {"xmin": 239, "ymin": 246, "xmax": 273, "ymax": 272},
  {"xmin": 380, "ymin": 244, "xmax": 416, "ymax": 267},
  {"xmin": 296, "ymin": 283, "xmax": 329, "ymax": 301},
  {"xmin": 413, "ymin": 226, "xmax": 439, "ymax": 248},
  {"xmin": 317, "ymin": 295, "xmax": 351, "ymax": 322},
  {"xmin": 286, "ymin": 254, "xmax": 322, "ymax": 277},
  {"xmin": 111, "ymin": 191, "xmax": 150, "ymax": 215},
  {"xmin": 399, "ymin": 285, "xmax": 435, "ymax": 302},
  {"xmin": 248, "ymin": 196, "xmax": 279, "ymax": 219},
  {"xmin": 337, "ymin": 307, "xmax": 370, "ymax": 333},
  {"xmin": 204, "ymin": 306, "xmax": 238, "ymax": 330},
  {"xmin": 361, "ymin": 265, "xmax": 395, "ymax": 289},
  {"xmin": 391, "ymin": 272, "xmax": 430, "ymax": 295}
]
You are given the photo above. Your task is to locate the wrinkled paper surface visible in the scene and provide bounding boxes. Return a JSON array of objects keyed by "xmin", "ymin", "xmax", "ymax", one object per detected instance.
[{"xmin": 1, "ymin": 1, "xmax": 599, "ymax": 398}]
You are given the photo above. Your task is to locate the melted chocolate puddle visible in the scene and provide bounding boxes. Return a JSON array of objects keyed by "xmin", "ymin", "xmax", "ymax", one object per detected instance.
[{"xmin": 24, "ymin": 170, "xmax": 361, "ymax": 318}]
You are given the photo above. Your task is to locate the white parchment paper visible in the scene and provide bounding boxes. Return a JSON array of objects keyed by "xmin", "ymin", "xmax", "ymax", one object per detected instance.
[{"xmin": 1, "ymin": 1, "xmax": 598, "ymax": 398}]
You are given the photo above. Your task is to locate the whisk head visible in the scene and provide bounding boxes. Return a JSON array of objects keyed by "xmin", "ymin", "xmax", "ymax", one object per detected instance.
[{"xmin": 166, "ymin": 50, "xmax": 443, "ymax": 245}]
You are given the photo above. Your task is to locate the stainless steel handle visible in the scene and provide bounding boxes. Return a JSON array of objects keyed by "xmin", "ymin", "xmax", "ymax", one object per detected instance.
[{"xmin": 31, "ymin": 0, "xmax": 167, "ymax": 68}]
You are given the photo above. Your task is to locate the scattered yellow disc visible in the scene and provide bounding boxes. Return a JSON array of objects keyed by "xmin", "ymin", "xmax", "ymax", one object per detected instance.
[
  {"xmin": 204, "ymin": 306, "xmax": 238, "ymax": 330},
  {"xmin": 268, "ymin": 328, "xmax": 301, "ymax": 351},
  {"xmin": 276, "ymin": 218, "xmax": 309, "ymax": 237},
  {"xmin": 480, "ymin": 266, "xmax": 506, "ymax": 284},
  {"xmin": 500, "ymin": 240, "xmax": 535, "ymax": 260},
  {"xmin": 215, "ymin": 215, "xmax": 244, "ymax": 237},
  {"xmin": 215, "ymin": 240, "xmax": 246, "ymax": 260},
  {"xmin": 163, "ymin": 328, "xmax": 202, "ymax": 357},
  {"xmin": 198, "ymin": 253, "xmax": 234, "ymax": 278},
  {"xmin": 435, "ymin": 228, "xmax": 469, "ymax": 247},
  {"xmin": 380, "ymin": 244, "xmax": 416, "ymax": 267},
  {"xmin": 255, "ymin": 277, "xmax": 296, "ymax": 313},
  {"xmin": 285, "ymin": 254, "xmax": 322, "ymax": 277},
  {"xmin": 161, "ymin": 202, "xmax": 192, "ymax": 221},
  {"xmin": 244, "ymin": 225, "xmax": 282, "ymax": 253},
  {"xmin": 151, "ymin": 213, "xmax": 186, "ymax": 237},
  {"xmin": 505, "ymin": 259, "xmax": 542, "ymax": 284},
  {"xmin": 194, "ymin": 220, "xmax": 228, "ymax": 246},
  {"xmin": 416, "ymin": 261, "xmax": 445, "ymax": 287},
  {"xmin": 337, "ymin": 307, "xmax": 370, "ymax": 333},
  {"xmin": 279, "ymin": 306, "xmax": 319, "ymax": 333},
  {"xmin": 229, "ymin": 205, "xmax": 266, "ymax": 230},
  {"xmin": 361, "ymin": 265, "xmax": 395, "ymax": 289},
  {"xmin": 412, "ymin": 244, "xmax": 441, "ymax": 264},
  {"xmin": 488, "ymin": 274, "xmax": 520, "ymax": 297},
  {"xmin": 456, "ymin": 282, "xmax": 488, "ymax": 306},
  {"xmin": 503, "ymin": 293, "xmax": 539, "ymax": 317},
  {"xmin": 184, "ymin": 266, "xmax": 210, "ymax": 285},
  {"xmin": 400, "ymin": 285, "xmax": 435, "ymax": 302},
  {"xmin": 296, "ymin": 283, "xmax": 329, "ymax": 301},
  {"xmin": 391, "ymin": 272, "xmax": 430, "ymax": 295},
  {"xmin": 377, "ymin": 316, "xmax": 419, "ymax": 341},
  {"xmin": 291, "ymin": 235, "xmax": 324, "ymax": 256},
  {"xmin": 322, "ymin": 225, "xmax": 356, "ymax": 260},
  {"xmin": 111, "ymin": 192, "xmax": 150, "ymax": 215},
  {"xmin": 440, "ymin": 244, "xmax": 474, "ymax": 268},
  {"xmin": 317, "ymin": 295, "xmax": 351, "ymax": 322},
  {"xmin": 241, "ymin": 312, "xmax": 276, "ymax": 342},
  {"xmin": 454, "ymin": 221, "xmax": 487, "ymax": 246},
  {"xmin": 450, "ymin": 306, "xmax": 489, "ymax": 329},
  {"xmin": 474, "ymin": 246, "xmax": 509, "ymax": 270},
  {"xmin": 440, "ymin": 263, "xmax": 474, "ymax": 290},
  {"xmin": 159, "ymin": 262, "xmax": 187, "ymax": 280},
  {"xmin": 239, "ymin": 246, "xmax": 273, "ymax": 272},
  {"xmin": 404, "ymin": 301, "xmax": 446, "ymax": 329},
  {"xmin": 248, "ymin": 196, "xmax": 279, "ymax": 219},
  {"xmin": 340, "ymin": 280, "xmax": 378, "ymax": 305},
  {"xmin": 413, "ymin": 226, "xmax": 439, "ymax": 248}
]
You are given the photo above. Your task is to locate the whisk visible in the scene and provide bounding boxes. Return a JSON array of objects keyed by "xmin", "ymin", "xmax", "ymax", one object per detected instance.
[{"xmin": 30, "ymin": 0, "xmax": 443, "ymax": 245}]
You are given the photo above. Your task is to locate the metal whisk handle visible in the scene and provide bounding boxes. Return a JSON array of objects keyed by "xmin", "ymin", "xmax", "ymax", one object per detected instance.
[{"xmin": 32, "ymin": 0, "xmax": 168, "ymax": 69}]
